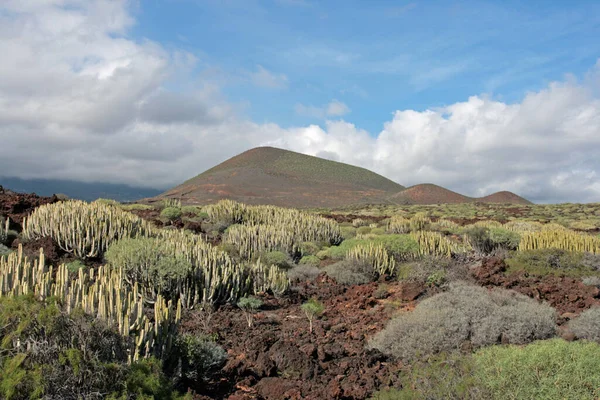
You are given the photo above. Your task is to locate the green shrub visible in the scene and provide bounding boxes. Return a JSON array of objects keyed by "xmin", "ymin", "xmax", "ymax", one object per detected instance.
[
  {"xmin": 237, "ymin": 296, "xmax": 263, "ymax": 327},
  {"xmin": 299, "ymin": 241, "xmax": 320, "ymax": 256},
  {"xmin": 370, "ymin": 227, "xmax": 385, "ymax": 235},
  {"xmin": 568, "ymin": 307, "xmax": 600, "ymax": 342},
  {"xmin": 120, "ymin": 203, "xmax": 154, "ymax": 211},
  {"xmin": 66, "ymin": 259, "xmax": 86, "ymax": 274},
  {"xmin": 112, "ymin": 357, "xmax": 189, "ymax": 400},
  {"xmin": 94, "ymin": 198, "xmax": 120, "ymax": 206},
  {"xmin": 301, "ymin": 298, "xmax": 324, "ymax": 333},
  {"xmin": 0, "ymin": 244, "xmax": 11, "ymax": 257},
  {"xmin": 324, "ymin": 260, "xmax": 372, "ymax": 285},
  {"xmin": 161, "ymin": 207, "xmax": 182, "ymax": 221},
  {"xmin": 287, "ymin": 264, "xmax": 321, "ymax": 282},
  {"xmin": 488, "ymin": 228, "xmax": 521, "ymax": 250},
  {"xmin": 299, "ymin": 255, "xmax": 320, "ymax": 266},
  {"xmin": 104, "ymin": 238, "xmax": 192, "ymax": 302},
  {"xmin": 473, "ymin": 339, "xmax": 600, "ymax": 399},
  {"xmin": 259, "ymin": 251, "xmax": 291, "ymax": 269},
  {"xmin": 368, "ymin": 282, "xmax": 556, "ymax": 361},
  {"xmin": 357, "ymin": 226, "xmax": 372, "ymax": 235},
  {"xmin": 166, "ymin": 334, "xmax": 227, "ymax": 384},
  {"xmin": 371, "ymin": 339, "xmax": 600, "ymax": 400},
  {"xmin": 396, "ymin": 256, "xmax": 470, "ymax": 285},
  {"xmin": 340, "ymin": 226, "xmax": 357, "ymax": 239},
  {"xmin": 506, "ymin": 248, "xmax": 599, "ymax": 277},
  {"xmin": 324, "ymin": 235, "xmax": 418, "ymax": 261}
]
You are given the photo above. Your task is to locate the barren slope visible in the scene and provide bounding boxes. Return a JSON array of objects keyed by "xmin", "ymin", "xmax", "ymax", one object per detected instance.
[{"xmin": 153, "ymin": 147, "xmax": 405, "ymax": 208}]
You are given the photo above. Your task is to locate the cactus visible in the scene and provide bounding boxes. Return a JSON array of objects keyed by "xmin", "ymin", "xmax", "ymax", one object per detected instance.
[
  {"xmin": 0, "ymin": 244, "xmax": 180, "ymax": 363},
  {"xmin": 0, "ymin": 217, "xmax": 9, "ymax": 244},
  {"xmin": 518, "ymin": 229, "xmax": 600, "ymax": 254},
  {"xmin": 387, "ymin": 215, "xmax": 411, "ymax": 234},
  {"xmin": 410, "ymin": 231, "xmax": 470, "ymax": 257},
  {"xmin": 22, "ymin": 200, "xmax": 155, "ymax": 259},
  {"xmin": 346, "ymin": 243, "xmax": 396, "ymax": 276}
]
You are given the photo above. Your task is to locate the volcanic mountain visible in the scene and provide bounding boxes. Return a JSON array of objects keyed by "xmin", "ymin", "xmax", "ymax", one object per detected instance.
[
  {"xmin": 152, "ymin": 147, "xmax": 531, "ymax": 207},
  {"xmin": 153, "ymin": 147, "xmax": 405, "ymax": 208},
  {"xmin": 388, "ymin": 184, "xmax": 532, "ymax": 205}
]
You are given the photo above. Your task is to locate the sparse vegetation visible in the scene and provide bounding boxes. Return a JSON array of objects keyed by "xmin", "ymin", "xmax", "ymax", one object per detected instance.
[
  {"xmin": 368, "ymin": 282, "xmax": 556, "ymax": 361},
  {"xmin": 237, "ymin": 296, "xmax": 263, "ymax": 327},
  {"xmin": 301, "ymin": 298, "xmax": 324, "ymax": 333}
]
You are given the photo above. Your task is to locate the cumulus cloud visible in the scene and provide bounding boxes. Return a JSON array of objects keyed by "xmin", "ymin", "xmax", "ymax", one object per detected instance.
[
  {"xmin": 295, "ymin": 100, "xmax": 351, "ymax": 118},
  {"xmin": 1, "ymin": 1, "xmax": 600, "ymax": 203},
  {"xmin": 249, "ymin": 65, "xmax": 288, "ymax": 89}
]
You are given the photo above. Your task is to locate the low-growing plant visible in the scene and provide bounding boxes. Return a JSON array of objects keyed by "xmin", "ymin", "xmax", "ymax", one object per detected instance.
[
  {"xmin": 568, "ymin": 307, "xmax": 600, "ymax": 342},
  {"xmin": 301, "ymin": 298, "xmax": 324, "ymax": 333},
  {"xmin": 65, "ymin": 259, "xmax": 86, "ymax": 274},
  {"xmin": 506, "ymin": 248, "xmax": 600, "ymax": 277},
  {"xmin": 237, "ymin": 296, "xmax": 263, "ymax": 327},
  {"xmin": 299, "ymin": 255, "xmax": 320, "ymax": 266},
  {"xmin": 373, "ymin": 284, "xmax": 390, "ymax": 299},
  {"xmin": 167, "ymin": 333, "xmax": 227, "ymax": 384},
  {"xmin": 299, "ymin": 241, "xmax": 320, "ymax": 256},
  {"xmin": 287, "ymin": 264, "xmax": 321, "ymax": 283},
  {"xmin": 371, "ymin": 339, "xmax": 600, "ymax": 400},
  {"xmin": 161, "ymin": 206, "xmax": 183, "ymax": 222},
  {"xmin": 324, "ymin": 260, "xmax": 372, "ymax": 285},
  {"xmin": 259, "ymin": 250, "xmax": 291, "ymax": 269},
  {"xmin": 368, "ymin": 282, "xmax": 556, "ymax": 361}
]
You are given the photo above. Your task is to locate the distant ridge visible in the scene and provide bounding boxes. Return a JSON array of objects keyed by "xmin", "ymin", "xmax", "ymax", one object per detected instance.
[
  {"xmin": 478, "ymin": 191, "xmax": 532, "ymax": 205},
  {"xmin": 153, "ymin": 147, "xmax": 405, "ymax": 208},
  {"xmin": 389, "ymin": 184, "xmax": 472, "ymax": 205},
  {"xmin": 150, "ymin": 147, "xmax": 532, "ymax": 208}
]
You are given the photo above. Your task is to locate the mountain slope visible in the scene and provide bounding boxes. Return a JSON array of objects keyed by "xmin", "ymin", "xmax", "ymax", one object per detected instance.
[
  {"xmin": 478, "ymin": 191, "xmax": 533, "ymax": 205},
  {"xmin": 154, "ymin": 147, "xmax": 405, "ymax": 208},
  {"xmin": 389, "ymin": 184, "xmax": 473, "ymax": 205}
]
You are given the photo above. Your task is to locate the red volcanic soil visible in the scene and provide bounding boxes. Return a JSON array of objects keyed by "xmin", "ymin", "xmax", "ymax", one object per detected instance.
[
  {"xmin": 389, "ymin": 183, "xmax": 472, "ymax": 205},
  {"xmin": 0, "ymin": 185, "xmax": 60, "ymax": 228},
  {"xmin": 478, "ymin": 191, "xmax": 532, "ymax": 205},
  {"xmin": 181, "ymin": 276, "xmax": 422, "ymax": 399}
]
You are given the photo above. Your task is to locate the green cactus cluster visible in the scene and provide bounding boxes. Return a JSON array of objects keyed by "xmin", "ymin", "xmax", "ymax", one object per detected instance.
[
  {"xmin": 387, "ymin": 213, "xmax": 431, "ymax": 234},
  {"xmin": 410, "ymin": 231, "xmax": 470, "ymax": 257},
  {"xmin": 346, "ymin": 243, "xmax": 396, "ymax": 276},
  {"xmin": 0, "ymin": 245, "xmax": 181, "ymax": 363},
  {"xmin": 224, "ymin": 224, "xmax": 298, "ymax": 260},
  {"xmin": 519, "ymin": 229, "xmax": 600, "ymax": 254},
  {"xmin": 22, "ymin": 200, "xmax": 155, "ymax": 259}
]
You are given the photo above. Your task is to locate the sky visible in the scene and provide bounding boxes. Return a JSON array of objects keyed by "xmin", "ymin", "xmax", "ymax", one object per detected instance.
[{"xmin": 0, "ymin": 0, "xmax": 600, "ymax": 203}]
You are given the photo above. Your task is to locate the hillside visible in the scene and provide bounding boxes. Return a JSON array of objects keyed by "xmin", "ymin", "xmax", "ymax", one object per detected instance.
[
  {"xmin": 478, "ymin": 191, "xmax": 533, "ymax": 205},
  {"xmin": 389, "ymin": 184, "xmax": 472, "ymax": 205},
  {"xmin": 388, "ymin": 184, "xmax": 532, "ymax": 205},
  {"xmin": 153, "ymin": 147, "xmax": 405, "ymax": 208}
]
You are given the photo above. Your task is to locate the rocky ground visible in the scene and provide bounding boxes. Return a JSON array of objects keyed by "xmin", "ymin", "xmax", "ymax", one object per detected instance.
[{"xmin": 3, "ymin": 188, "xmax": 600, "ymax": 399}]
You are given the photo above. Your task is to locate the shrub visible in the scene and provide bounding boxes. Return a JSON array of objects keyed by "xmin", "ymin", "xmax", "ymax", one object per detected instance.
[
  {"xmin": 368, "ymin": 282, "xmax": 556, "ymax": 361},
  {"xmin": 161, "ymin": 207, "xmax": 182, "ymax": 221},
  {"xmin": 104, "ymin": 238, "xmax": 192, "ymax": 302},
  {"xmin": 396, "ymin": 256, "xmax": 470, "ymax": 285},
  {"xmin": 488, "ymin": 228, "xmax": 520, "ymax": 250},
  {"xmin": 0, "ymin": 244, "xmax": 11, "ymax": 257},
  {"xmin": 373, "ymin": 284, "xmax": 389, "ymax": 299},
  {"xmin": 568, "ymin": 307, "xmax": 600, "ymax": 342},
  {"xmin": 340, "ymin": 226, "xmax": 357, "ymax": 239},
  {"xmin": 473, "ymin": 339, "xmax": 600, "ymax": 399},
  {"xmin": 237, "ymin": 296, "xmax": 263, "ymax": 327},
  {"xmin": 287, "ymin": 264, "xmax": 321, "ymax": 282},
  {"xmin": 259, "ymin": 251, "xmax": 291, "ymax": 269},
  {"xmin": 66, "ymin": 259, "xmax": 86, "ymax": 274},
  {"xmin": 371, "ymin": 339, "xmax": 600, "ymax": 400},
  {"xmin": 299, "ymin": 255, "xmax": 320, "ymax": 266},
  {"xmin": 166, "ymin": 334, "xmax": 227, "ymax": 385},
  {"xmin": 299, "ymin": 241, "xmax": 320, "ymax": 256},
  {"xmin": 357, "ymin": 226, "xmax": 372, "ymax": 235},
  {"xmin": 506, "ymin": 248, "xmax": 599, "ymax": 277},
  {"xmin": 301, "ymin": 298, "xmax": 324, "ymax": 333},
  {"xmin": 582, "ymin": 276, "xmax": 600, "ymax": 287},
  {"xmin": 324, "ymin": 260, "xmax": 372, "ymax": 285}
]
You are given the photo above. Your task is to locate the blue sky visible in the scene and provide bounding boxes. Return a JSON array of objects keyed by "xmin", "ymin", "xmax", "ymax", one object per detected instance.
[
  {"xmin": 1, "ymin": 0, "xmax": 600, "ymax": 202},
  {"xmin": 133, "ymin": 0, "xmax": 600, "ymax": 133}
]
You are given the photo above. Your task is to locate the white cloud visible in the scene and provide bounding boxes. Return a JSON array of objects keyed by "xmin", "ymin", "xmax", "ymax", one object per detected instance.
[
  {"xmin": 1, "ymin": 1, "xmax": 600, "ymax": 203},
  {"xmin": 295, "ymin": 100, "xmax": 351, "ymax": 118},
  {"xmin": 249, "ymin": 65, "xmax": 288, "ymax": 89}
]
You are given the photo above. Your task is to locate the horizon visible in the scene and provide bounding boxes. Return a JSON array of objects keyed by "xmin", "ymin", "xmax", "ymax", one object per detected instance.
[{"xmin": 1, "ymin": 1, "xmax": 600, "ymax": 203}]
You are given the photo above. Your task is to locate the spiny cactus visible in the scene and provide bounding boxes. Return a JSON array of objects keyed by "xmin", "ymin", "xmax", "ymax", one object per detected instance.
[
  {"xmin": 503, "ymin": 220, "xmax": 543, "ymax": 233},
  {"xmin": 0, "ymin": 245, "xmax": 181, "ymax": 363},
  {"xmin": 519, "ymin": 229, "xmax": 600, "ymax": 254},
  {"xmin": 387, "ymin": 215, "xmax": 411, "ymax": 234},
  {"xmin": 410, "ymin": 212, "xmax": 431, "ymax": 232},
  {"xmin": 224, "ymin": 224, "xmax": 298, "ymax": 260},
  {"xmin": 22, "ymin": 200, "xmax": 155, "ymax": 259},
  {"xmin": 410, "ymin": 231, "xmax": 470, "ymax": 257},
  {"xmin": 346, "ymin": 243, "xmax": 396, "ymax": 276}
]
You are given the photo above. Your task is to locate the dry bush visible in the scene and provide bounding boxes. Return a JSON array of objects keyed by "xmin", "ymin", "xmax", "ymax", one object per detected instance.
[
  {"xmin": 324, "ymin": 259, "xmax": 372, "ymax": 285},
  {"xmin": 569, "ymin": 307, "xmax": 600, "ymax": 342},
  {"xmin": 368, "ymin": 282, "xmax": 556, "ymax": 361},
  {"xmin": 288, "ymin": 264, "xmax": 321, "ymax": 283}
]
